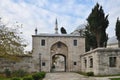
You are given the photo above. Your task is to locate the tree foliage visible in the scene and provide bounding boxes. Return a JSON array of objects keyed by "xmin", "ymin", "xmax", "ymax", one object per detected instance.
[
  {"xmin": 0, "ymin": 18, "xmax": 26, "ymax": 55},
  {"xmin": 87, "ymin": 3, "xmax": 109, "ymax": 47},
  {"xmin": 61, "ymin": 27, "xmax": 67, "ymax": 34},
  {"xmin": 115, "ymin": 17, "xmax": 120, "ymax": 47},
  {"xmin": 85, "ymin": 24, "xmax": 97, "ymax": 51}
]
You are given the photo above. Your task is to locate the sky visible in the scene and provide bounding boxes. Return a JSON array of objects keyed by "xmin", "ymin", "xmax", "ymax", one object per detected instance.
[{"xmin": 0, "ymin": 0, "xmax": 120, "ymax": 51}]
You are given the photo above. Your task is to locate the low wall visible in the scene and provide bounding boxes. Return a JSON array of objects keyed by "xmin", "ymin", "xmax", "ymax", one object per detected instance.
[
  {"xmin": 80, "ymin": 48, "xmax": 120, "ymax": 75},
  {"xmin": 0, "ymin": 55, "xmax": 33, "ymax": 72}
]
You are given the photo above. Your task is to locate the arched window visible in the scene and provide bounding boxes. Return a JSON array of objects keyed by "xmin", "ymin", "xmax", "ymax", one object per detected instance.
[{"xmin": 90, "ymin": 58, "xmax": 93, "ymax": 68}]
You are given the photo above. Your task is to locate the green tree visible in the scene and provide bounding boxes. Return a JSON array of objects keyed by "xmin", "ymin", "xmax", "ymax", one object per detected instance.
[
  {"xmin": 0, "ymin": 18, "xmax": 26, "ymax": 55},
  {"xmin": 100, "ymin": 32, "xmax": 108, "ymax": 47},
  {"xmin": 85, "ymin": 24, "xmax": 97, "ymax": 51},
  {"xmin": 61, "ymin": 27, "xmax": 67, "ymax": 34},
  {"xmin": 87, "ymin": 3, "xmax": 109, "ymax": 47},
  {"xmin": 115, "ymin": 17, "xmax": 120, "ymax": 47}
]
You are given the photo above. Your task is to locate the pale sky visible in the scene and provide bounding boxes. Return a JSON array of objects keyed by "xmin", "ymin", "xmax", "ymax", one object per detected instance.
[{"xmin": 0, "ymin": 0, "xmax": 120, "ymax": 51}]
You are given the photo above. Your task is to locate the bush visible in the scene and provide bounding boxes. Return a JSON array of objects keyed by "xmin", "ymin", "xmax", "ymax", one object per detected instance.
[
  {"xmin": 23, "ymin": 77, "xmax": 33, "ymax": 80},
  {"xmin": 39, "ymin": 72, "xmax": 46, "ymax": 78},
  {"xmin": 12, "ymin": 69, "xmax": 27, "ymax": 77},
  {"xmin": 4, "ymin": 69, "xmax": 11, "ymax": 77},
  {"xmin": 32, "ymin": 72, "xmax": 46, "ymax": 80},
  {"xmin": 86, "ymin": 72, "xmax": 94, "ymax": 76},
  {"xmin": 11, "ymin": 77, "xmax": 20, "ymax": 80},
  {"xmin": 32, "ymin": 73, "xmax": 42, "ymax": 80}
]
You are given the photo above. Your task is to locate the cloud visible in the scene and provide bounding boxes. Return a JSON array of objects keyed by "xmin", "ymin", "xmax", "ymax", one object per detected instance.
[
  {"xmin": 0, "ymin": 0, "xmax": 120, "ymax": 51},
  {"xmin": 93, "ymin": 0, "xmax": 120, "ymax": 37}
]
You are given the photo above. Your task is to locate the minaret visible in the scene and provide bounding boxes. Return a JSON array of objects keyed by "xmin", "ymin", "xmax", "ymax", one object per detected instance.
[
  {"xmin": 35, "ymin": 27, "xmax": 38, "ymax": 35},
  {"xmin": 55, "ymin": 18, "xmax": 58, "ymax": 34}
]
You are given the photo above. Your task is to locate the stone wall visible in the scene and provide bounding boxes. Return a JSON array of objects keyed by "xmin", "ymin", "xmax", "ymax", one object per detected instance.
[
  {"xmin": 80, "ymin": 49, "xmax": 99, "ymax": 75},
  {"xmin": 81, "ymin": 48, "xmax": 120, "ymax": 75},
  {"xmin": 107, "ymin": 43, "xmax": 118, "ymax": 48},
  {"xmin": 0, "ymin": 56, "xmax": 33, "ymax": 72}
]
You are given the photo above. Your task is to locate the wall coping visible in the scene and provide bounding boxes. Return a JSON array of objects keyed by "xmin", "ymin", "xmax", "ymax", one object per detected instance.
[
  {"xmin": 0, "ymin": 54, "xmax": 32, "ymax": 58},
  {"xmin": 32, "ymin": 33, "xmax": 85, "ymax": 38},
  {"xmin": 80, "ymin": 48, "xmax": 120, "ymax": 57}
]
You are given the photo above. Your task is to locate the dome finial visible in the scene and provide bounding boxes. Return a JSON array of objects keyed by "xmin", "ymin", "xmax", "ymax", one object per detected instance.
[{"xmin": 35, "ymin": 27, "xmax": 38, "ymax": 35}]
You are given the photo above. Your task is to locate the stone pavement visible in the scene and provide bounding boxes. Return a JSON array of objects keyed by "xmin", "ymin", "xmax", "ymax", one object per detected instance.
[{"xmin": 43, "ymin": 72, "xmax": 112, "ymax": 80}]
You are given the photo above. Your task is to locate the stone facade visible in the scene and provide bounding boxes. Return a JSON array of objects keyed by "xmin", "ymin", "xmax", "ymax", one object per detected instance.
[
  {"xmin": 81, "ymin": 48, "xmax": 120, "ymax": 75},
  {"xmin": 32, "ymin": 34, "xmax": 85, "ymax": 72}
]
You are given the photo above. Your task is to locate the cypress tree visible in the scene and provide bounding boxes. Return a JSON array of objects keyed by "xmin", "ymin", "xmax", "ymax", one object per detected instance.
[
  {"xmin": 85, "ymin": 24, "xmax": 97, "ymax": 52},
  {"xmin": 115, "ymin": 18, "xmax": 120, "ymax": 47},
  {"xmin": 87, "ymin": 3, "xmax": 109, "ymax": 47},
  {"xmin": 61, "ymin": 27, "xmax": 67, "ymax": 34}
]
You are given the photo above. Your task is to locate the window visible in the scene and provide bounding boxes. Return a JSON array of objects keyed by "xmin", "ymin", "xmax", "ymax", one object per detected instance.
[
  {"xmin": 73, "ymin": 40, "xmax": 77, "ymax": 46},
  {"xmin": 42, "ymin": 62, "xmax": 45, "ymax": 66},
  {"xmin": 90, "ymin": 58, "xmax": 93, "ymax": 68},
  {"xmin": 13, "ymin": 62, "xmax": 16, "ymax": 64},
  {"xmin": 109, "ymin": 57, "xmax": 116, "ymax": 67},
  {"xmin": 41, "ymin": 39, "xmax": 45, "ymax": 46},
  {"xmin": 57, "ymin": 42, "xmax": 61, "ymax": 48},
  {"xmin": 84, "ymin": 59, "xmax": 87, "ymax": 68},
  {"xmin": 74, "ymin": 62, "xmax": 77, "ymax": 65}
]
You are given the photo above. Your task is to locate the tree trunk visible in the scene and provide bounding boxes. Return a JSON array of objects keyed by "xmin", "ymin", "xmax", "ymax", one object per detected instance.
[
  {"xmin": 118, "ymin": 40, "xmax": 120, "ymax": 48},
  {"xmin": 96, "ymin": 32, "xmax": 101, "ymax": 48}
]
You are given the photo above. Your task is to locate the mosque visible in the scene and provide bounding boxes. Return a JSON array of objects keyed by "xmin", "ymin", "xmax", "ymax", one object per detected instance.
[{"xmin": 0, "ymin": 19, "xmax": 120, "ymax": 75}]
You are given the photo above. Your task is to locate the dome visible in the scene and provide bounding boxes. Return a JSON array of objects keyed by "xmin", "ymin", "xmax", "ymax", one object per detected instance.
[
  {"xmin": 108, "ymin": 36, "xmax": 118, "ymax": 44},
  {"xmin": 75, "ymin": 24, "xmax": 86, "ymax": 31},
  {"xmin": 71, "ymin": 24, "xmax": 86, "ymax": 36}
]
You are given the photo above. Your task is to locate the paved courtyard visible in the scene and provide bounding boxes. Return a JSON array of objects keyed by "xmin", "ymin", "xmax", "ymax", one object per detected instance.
[{"xmin": 43, "ymin": 72, "xmax": 112, "ymax": 80}]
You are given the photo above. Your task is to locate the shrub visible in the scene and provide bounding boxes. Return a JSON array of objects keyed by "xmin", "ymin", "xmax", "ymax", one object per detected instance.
[
  {"xmin": 32, "ymin": 72, "xmax": 46, "ymax": 80},
  {"xmin": 32, "ymin": 73, "xmax": 42, "ymax": 80},
  {"xmin": 23, "ymin": 77, "xmax": 33, "ymax": 80},
  {"xmin": 11, "ymin": 77, "xmax": 20, "ymax": 80},
  {"xmin": 4, "ymin": 69, "xmax": 11, "ymax": 77},
  {"xmin": 39, "ymin": 72, "xmax": 46, "ymax": 78},
  {"xmin": 12, "ymin": 69, "xmax": 27, "ymax": 77},
  {"xmin": 86, "ymin": 72, "xmax": 94, "ymax": 76}
]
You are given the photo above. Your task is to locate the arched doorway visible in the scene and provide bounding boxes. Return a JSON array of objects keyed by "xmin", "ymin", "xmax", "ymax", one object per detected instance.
[
  {"xmin": 52, "ymin": 54, "xmax": 66, "ymax": 72},
  {"xmin": 50, "ymin": 42, "xmax": 68, "ymax": 72}
]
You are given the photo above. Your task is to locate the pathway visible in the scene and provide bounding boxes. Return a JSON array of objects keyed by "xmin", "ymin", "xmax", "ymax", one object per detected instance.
[{"xmin": 43, "ymin": 72, "xmax": 111, "ymax": 80}]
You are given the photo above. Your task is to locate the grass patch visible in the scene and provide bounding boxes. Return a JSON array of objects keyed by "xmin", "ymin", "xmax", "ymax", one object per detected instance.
[
  {"xmin": 77, "ymin": 72, "xmax": 120, "ymax": 77},
  {"xmin": 0, "ymin": 77, "xmax": 10, "ymax": 80},
  {"xmin": 0, "ymin": 77, "xmax": 22, "ymax": 80},
  {"xmin": 94, "ymin": 74, "xmax": 120, "ymax": 77},
  {"xmin": 110, "ymin": 78, "xmax": 120, "ymax": 80},
  {"xmin": 0, "ymin": 72, "xmax": 46, "ymax": 80},
  {"xmin": 77, "ymin": 71, "xmax": 94, "ymax": 76},
  {"xmin": 77, "ymin": 71, "xmax": 87, "ymax": 76}
]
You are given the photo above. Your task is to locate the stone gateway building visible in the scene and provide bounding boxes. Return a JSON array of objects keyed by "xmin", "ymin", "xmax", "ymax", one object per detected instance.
[
  {"xmin": 0, "ymin": 20, "xmax": 120, "ymax": 75},
  {"xmin": 32, "ymin": 34, "xmax": 85, "ymax": 72},
  {"xmin": 32, "ymin": 19, "xmax": 85, "ymax": 72}
]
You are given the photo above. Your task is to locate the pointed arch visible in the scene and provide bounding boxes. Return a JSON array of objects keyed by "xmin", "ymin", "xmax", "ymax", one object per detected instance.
[
  {"xmin": 51, "ymin": 54, "xmax": 66, "ymax": 72},
  {"xmin": 50, "ymin": 41, "xmax": 68, "ymax": 56},
  {"xmin": 50, "ymin": 41, "xmax": 68, "ymax": 72}
]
